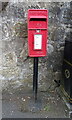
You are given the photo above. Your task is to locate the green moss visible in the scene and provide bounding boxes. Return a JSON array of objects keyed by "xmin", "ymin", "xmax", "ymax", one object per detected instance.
[
  {"xmin": 44, "ymin": 105, "xmax": 50, "ymax": 111},
  {"xmin": 14, "ymin": 22, "xmax": 27, "ymax": 38}
]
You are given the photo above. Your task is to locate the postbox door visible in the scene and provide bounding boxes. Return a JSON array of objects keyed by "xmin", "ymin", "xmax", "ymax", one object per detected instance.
[{"xmin": 28, "ymin": 29, "xmax": 47, "ymax": 57}]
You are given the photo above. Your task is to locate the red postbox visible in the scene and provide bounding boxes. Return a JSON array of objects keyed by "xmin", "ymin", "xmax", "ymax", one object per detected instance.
[{"xmin": 28, "ymin": 9, "xmax": 48, "ymax": 57}]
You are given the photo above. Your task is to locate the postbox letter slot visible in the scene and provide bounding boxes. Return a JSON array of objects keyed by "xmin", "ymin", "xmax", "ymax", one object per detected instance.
[
  {"xmin": 30, "ymin": 18, "xmax": 46, "ymax": 21},
  {"xmin": 29, "ymin": 16, "xmax": 47, "ymax": 21}
]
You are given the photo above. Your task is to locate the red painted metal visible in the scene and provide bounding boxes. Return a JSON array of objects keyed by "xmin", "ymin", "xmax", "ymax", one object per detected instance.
[{"xmin": 28, "ymin": 9, "xmax": 48, "ymax": 57}]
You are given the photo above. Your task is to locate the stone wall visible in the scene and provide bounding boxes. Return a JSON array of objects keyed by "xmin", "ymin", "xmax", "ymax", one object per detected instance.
[{"xmin": 0, "ymin": 1, "xmax": 71, "ymax": 91}]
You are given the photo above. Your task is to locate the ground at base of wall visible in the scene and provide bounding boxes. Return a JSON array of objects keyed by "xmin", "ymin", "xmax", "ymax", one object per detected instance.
[
  {"xmin": 2, "ymin": 86, "xmax": 69, "ymax": 118},
  {"xmin": 57, "ymin": 85, "xmax": 72, "ymax": 119}
]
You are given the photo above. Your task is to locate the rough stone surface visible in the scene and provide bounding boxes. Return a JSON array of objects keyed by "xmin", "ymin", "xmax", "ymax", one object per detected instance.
[{"xmin": 0, "ymin": 1, "xmax": 71, "ymax": 91}]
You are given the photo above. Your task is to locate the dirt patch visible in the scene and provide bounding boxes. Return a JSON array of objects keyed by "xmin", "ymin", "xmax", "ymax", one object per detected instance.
[{"xmin": 2, "ymin": 86, "xmax": 69, "ymax": 118}]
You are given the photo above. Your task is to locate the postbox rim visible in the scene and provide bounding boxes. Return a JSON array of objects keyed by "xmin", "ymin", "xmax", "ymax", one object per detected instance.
[
  {"xmin": 29, "ymin": 16, "xmax": 47, "ymax": 20},
  {"xmin": 29, "ymin": 16, "xmax": 47, "ymax": 18}
]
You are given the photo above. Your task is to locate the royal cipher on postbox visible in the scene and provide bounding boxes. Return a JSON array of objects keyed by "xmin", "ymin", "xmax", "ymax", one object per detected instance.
[{"xmin": 28, "ymin": 9, "xmax": 48, "ymax": 57}]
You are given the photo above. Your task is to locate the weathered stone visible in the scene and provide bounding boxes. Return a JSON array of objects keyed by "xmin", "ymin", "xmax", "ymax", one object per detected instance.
[
  {"xmin": 47, "ymin": 44, "xmax": 54, "ymax": 54},
  {"xmin": 14, "ymin": 22, "xmax": 27, "ymax": 38},
  {"xmin": 0, "ymin": 2, "xmax": 9, "ymax": 12},
  {"xmin": 54, "ymin": 71, "xmax": 62, "ymax": 81},
  {"xmin": 2, "ymin": 52, "xmax": 17, "ymax": 67},
  {"xmin": 0, "ymin": 1, "xmax": 71, "ymax": 91}
]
